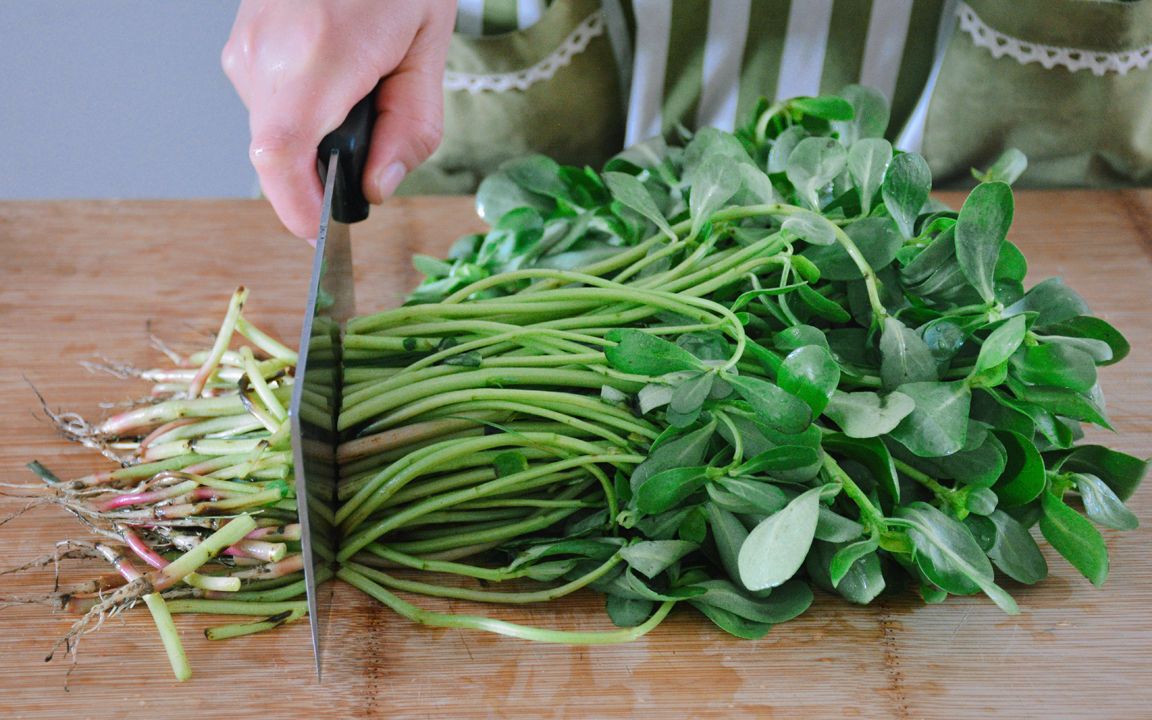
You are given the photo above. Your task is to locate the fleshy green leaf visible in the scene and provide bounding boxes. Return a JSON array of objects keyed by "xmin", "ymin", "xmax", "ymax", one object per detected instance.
[
  {"xmin": 778, "ymin": 345, "xmax": 841, "ymax": 415},
  {"xmin": 955, "ymin": 182, "xmax": 1014, "ymax": 303},
  {"xmin": 882, "ymin": 152, "xmax": 931, "ymax": 238},
  {"xmin": 896, "ymin": 502, "xmax": 1019, "ymax": 613},
  {"xmin": 1074, "ymin": 473, "xmax": 1139, "ymax": 531},
  {"xmin": 726, "ymin": 374, "xmax": 813, "ymax": 434},
  {"xmin": 782, "ymin": 209, "xmax": 837, "ymax": 246},
  {"xmin": 605, "ymin": 329, "xmax": 704, "ymax": 376},
  {"xmin": 786, "ymin": 137, "xmax": 848, "ymax": 210},
  {"xmin": 604, "ymin": 171, "xmax": 677, "ymax": 241},
  {"xmin": 973, "ymin": 315, "xmax": 1027, "ymax": 376},
  {"xmin": 880, "ymin": 317, "xmax": 938, "ymax": 390},
  {"xmin": 986, "ymin": 509, "xmax": 1048, "ymax": 584},
  {"xmin": 823, "ymin": 390, "xmax": 915, "ymax": 439},
  {"xmin": 1039, "ymin": 489, "xmax": 1109, "ymax": 587},
  {"xmin": 890, "ymin": 381, "xmax": 972, "ymax": 458},
  {"xmin": 620, "ymin": 540, "xmax": 699, "ymax": 578},
  {"xmin": 847, "ymin": 138, "xmax": 892, "ymax": 214},
  {"xmin": 829, "ymin": 538, "xmax": 880, "ymax": 587},
  {"xmin": 689, "ymin": 156, "xmax": 741, "ymax": 240},
  {"xmin": 636, "ymin": 466, "xmax": 709, "ymax": 514},
  {"xmin": 738, "ymin": 486, "xmax": 823, "ymax": 590},
  {"xmin": 790, "ymin": 95, "xmax": 855, "ymax": 121},
  {"xmin": 801, "ymin": 217, "xmax": 902, "ymax": 281}
]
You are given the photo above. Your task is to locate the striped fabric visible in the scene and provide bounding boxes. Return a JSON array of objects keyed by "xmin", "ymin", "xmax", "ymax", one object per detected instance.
[
  {"xmin": 455, "ymin": 0, "xmax": 556, "ymax": 35},
  {"xmin": 453, "ymin": 0, "xmax": 948, "ymax": 145},
  {"xmin": 623, "ymin": 0, "xmax": 948, "ymax": 145}
]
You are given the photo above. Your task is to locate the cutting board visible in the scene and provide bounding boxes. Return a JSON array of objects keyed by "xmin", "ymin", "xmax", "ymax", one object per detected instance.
[{"xmin": 1, "ymin": 193, "xmax": 1149, "ymax": 719}]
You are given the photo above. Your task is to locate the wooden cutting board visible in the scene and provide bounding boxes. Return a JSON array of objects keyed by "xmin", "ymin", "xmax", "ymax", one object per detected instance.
[{"xmin": 0, "ymin": 193, "xmax": 1149, "ymax": 719}]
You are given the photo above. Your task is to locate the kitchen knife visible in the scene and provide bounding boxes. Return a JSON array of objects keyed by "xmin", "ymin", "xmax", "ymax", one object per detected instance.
[{"xmin": 289, "ymin": 91, "xmax": 375, "ymax": 681}]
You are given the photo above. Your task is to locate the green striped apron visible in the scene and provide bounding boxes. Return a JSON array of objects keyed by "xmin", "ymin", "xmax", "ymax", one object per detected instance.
[{"xmin": 400, "ymin": 0, "xmax": 1152, "ymax": 193}]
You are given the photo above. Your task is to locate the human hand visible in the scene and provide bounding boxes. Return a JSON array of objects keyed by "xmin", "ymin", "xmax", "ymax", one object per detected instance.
[{"xmin": 222, "ymin": 0, "xmax": 456, "ymax": 239}]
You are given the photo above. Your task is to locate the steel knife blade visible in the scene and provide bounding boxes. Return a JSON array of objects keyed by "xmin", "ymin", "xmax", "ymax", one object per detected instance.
[{"xmin": 289, "ymin": 91, "xmax": 375, "ymax": 681}]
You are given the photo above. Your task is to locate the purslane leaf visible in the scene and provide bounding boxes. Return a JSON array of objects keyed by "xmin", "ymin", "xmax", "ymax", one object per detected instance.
[
  {"xmin": 955, "ymin": 182, "xmax": 1014, "ymax": 303},
  {"xmin": 1039, "ymin": 489, "xmax": 1109, "ymax": 587},
  {"xmin": 738, "ymin": 486, "xmax": 823, "ymax": 591},
  {"xmin": 882, "ymin": 152, "xmax": 931, "ymax": 238}
]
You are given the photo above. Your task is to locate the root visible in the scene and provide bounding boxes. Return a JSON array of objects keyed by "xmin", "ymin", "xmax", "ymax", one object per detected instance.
[{"xmin": 80, "ymin": 357, "xmax": 144, "ymax": 380}]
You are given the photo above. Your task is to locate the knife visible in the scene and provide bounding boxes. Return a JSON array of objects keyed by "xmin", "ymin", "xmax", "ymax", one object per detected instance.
[{"xmin": 289, "ymin": 91, "xmax": 376, "ymax": 681}]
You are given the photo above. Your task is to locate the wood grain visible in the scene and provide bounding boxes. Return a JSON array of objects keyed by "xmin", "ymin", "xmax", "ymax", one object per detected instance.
[{"xmin": 0, "ymin": 194, "xmax": 1148, "ymax": 719}]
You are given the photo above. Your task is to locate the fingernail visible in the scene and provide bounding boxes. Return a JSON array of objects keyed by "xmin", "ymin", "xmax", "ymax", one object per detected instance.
[{"xmin": 376, "ymin": 162, "xmax": 407, "ymax": 199}]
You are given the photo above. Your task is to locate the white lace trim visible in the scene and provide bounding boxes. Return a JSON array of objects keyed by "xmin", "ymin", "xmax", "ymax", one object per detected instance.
[
  {"xmin": 957, "ymin": 1, "xmax": 1152, "ymax": 76},
  {"xmin": 443, "ymin": 11, "xmax": 604, "ymax": 93}
]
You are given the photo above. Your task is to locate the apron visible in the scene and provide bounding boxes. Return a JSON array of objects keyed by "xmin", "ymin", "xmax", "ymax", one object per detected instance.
[{"xmin": 400, "ymin": 0, "xmax": 1152, "ymax": 194}]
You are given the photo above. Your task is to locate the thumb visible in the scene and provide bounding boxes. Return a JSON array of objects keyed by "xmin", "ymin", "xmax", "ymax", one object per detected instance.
[{"xmin": 363, "ymin": 41, "xmax": 449, "ymax": 203}]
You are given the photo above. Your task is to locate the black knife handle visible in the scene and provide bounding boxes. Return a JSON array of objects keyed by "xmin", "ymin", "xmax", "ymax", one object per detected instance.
[{"xmin": 318, "ymin": 88, "xmax": 377, "ymax": 224}]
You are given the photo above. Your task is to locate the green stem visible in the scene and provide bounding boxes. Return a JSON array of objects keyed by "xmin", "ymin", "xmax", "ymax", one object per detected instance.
[{"xmin": 339, "ymin": 565, "xmax": 676, "ymax": 644}]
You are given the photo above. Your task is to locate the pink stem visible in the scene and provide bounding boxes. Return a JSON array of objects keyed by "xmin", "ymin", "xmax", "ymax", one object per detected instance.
[{"xmin": 121, "ymin": 527, "xmax": 169, "ymax": 570}]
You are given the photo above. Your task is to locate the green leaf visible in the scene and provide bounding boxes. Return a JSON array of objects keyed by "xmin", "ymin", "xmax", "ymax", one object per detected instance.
[
  {"xmin": 974, "ymin": 148, "xmax": 1028, "ymax": 185},
  {"xmin": 955, "ymin": 182, "xmax": 1014, "ymax": 302},
  {"xmin": 1011, "ymin": 343, "xmax": 1098, "ymax": 392},
  {"xmin": 707, "ymin": 503, "xmax": 750, "ymax": 584},
  {"xmin": 823, "ymin": 390, "xmax": 915, "ymax": 439},
  {"xmin": 734, "ymin": 164, "xmax": 779, "ymax": 205},
  {"xmin": 707, "ymin": 477, "xmax": 790, "ymax": 516},
  {"xmin": 730, "ymin": 285, "xmax": 809, "ymax": 311},
  {"xmin": 605, "ymin": 329, "xmax": 704, "ymax": 376},
  {"xmin": 795, "ymin": 285, "xmax": 853, "ymax": 322},
  {"xmin": 880, "ymin": 317, "xmax": 938, "ymax": 390},
  {"xmin": 1005, "ymin": 277, "xmax": 1091, "ymax": 330},
  {"xmin": 832, "ymin": 85, "xmax": 890, "ymax": 146},
  {"xmin": 1013, "ymin": 384, "xmax": 1111, "ymax": 429},
  {"xmin": 986, "ymin": 509, "xmax": 1048, "ymax": 584},
  {"xmin": 689, "ymin": 156, "xmax": 741, "ymax": 240},
  {"xmin": 786, "ymin": 137, "xmax": 848, "ymax": 210},
  {"xmin": 778, "ymin": 345, "xmax": 841, "ymax": 415},
  {"xmin": 790, "ymin": 95, "xmax": 855, "ymax": 121},
  {"xmin": 995, "ymin": 241, "xmax": 1028, "ymax": 282},
  {"xmin": 801, "ymin": 217, "xmax": 902, "ymax": 281},
  {"xmin": 726, "ymin": 374, "xmax": 812, "ymax": 434},
  {"xmin": 636, "ymin": 466, "xmax": 709, "ymax": 514},
  {"xmin": 1039, "ymin": 489, "xmax": 1109, "ymax": 587},
  {"xmin": 807, "ymin": 539, "xmax": 886, "ymax": 604},
  {"xmin": 882, "ymin": 152, "xmax": 931, "ymax": 238},
  {"xmin": 1043, "ymin": 316, "xmax": 1130, "ymax": 366},
  {"xmin": 847, "ymin": 138, "xmax": 892, "ymax": 214},
  {"xmin": 669, "ymin": 371, "xmax": 715, "ymax": 418},
  {"xmin": 774, "ymin": 325, "xmax": 830, "ymax": 353},
  {"xmin": 1047, "ymin": 445, "xmax": 1148, "ymax": 502},
  {"xmin": 735, "ymin": 445, "xmax": 822, "ymax": 476},
  {"xmin": 782, "ymin": 209, "xmax": 837, "ymax": 246},
  {"xmin": 603, "ymin": 171, "xmax": 677, "ymax": 241},
  {"xmin": 890, "ymin": 381, "xmax": 972, "ymax": 457},
  {"xmin": 823, "ymin": 433, "xmax": 901, "ymax": 504},
  {"xmin": 689, "ymin": 578, "xmax": 813, "ymax": 624},
  {"xmin": 815, "ymin": 506, "xmax": 865, "ymax": 543},
  {"xmin": 691, "ymin": 602, "xmax": 774, "ymax": 640},
  {"xmin": 992, "ymin": 430, "xmax": 1047, "ymax": 507},
  {"xmin": 965, "ymin": 487, "xmax": 999, "ymax": 516},
  {"xmin": 737, "ymin": 486, "xmax": 823, "ymax": 591},
  {"xmin": 829, "ymin": 538, "xmax": 880, "ymax": 587},
  {"xmin": 630, "ymin": 420, "xmax": 716, "ymax": 490},
  {"xmin": 606, "ymin": 595, "xmax": 656, "ymax": 628},
  {"xmin": 767, "ymin": 125, "xmax": 808, "ymax": 174},
  {"xmin": 896, "ymin": 502, "xmax": 1019, "ymax": 614},
  {"xmin": 1074, "ymin": 473, "xmax": 1139, "ymax": 531},
  {"xmin": 973, "ymin": 316, "xmax": 1027, "ymax": 376},
  {"xmin": 620, "ymin": 540, "xmax": 699, "ymax": 579}
]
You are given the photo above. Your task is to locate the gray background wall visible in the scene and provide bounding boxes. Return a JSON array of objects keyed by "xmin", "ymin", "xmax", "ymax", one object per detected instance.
[{"xmin": 0, "ymin": 1, "xmax": 256, "ymax": 199}]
